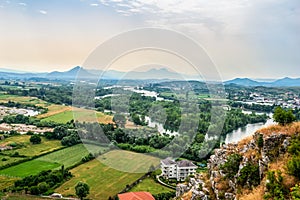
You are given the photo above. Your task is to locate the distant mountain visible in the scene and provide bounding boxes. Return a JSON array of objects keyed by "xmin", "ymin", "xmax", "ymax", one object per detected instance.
[
  {"xmin": 225, "ymin": 77, "xmax": 300, "ymax": 87},
  {"xmin": 46, "ymin": 66, "xmax": 95, "ymax": 79},
  {"xmin": 88, "ymin": 68, "xmax": 201, "ymax": 80},
  {"xmin": 224, "ymin": 78, "xmax": 264, "ymax": 86},
  {"xmin": 271, "ymin": 77, "xmax": 300, "ymax": 87},
  {"xmin": 0, "ymin": 66, "xmax": 300, "ymax": 86}
]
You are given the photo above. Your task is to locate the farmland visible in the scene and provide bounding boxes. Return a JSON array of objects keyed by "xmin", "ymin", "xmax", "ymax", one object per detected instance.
[
  {"xmin": 40, "ymin": 108, "xmax": 113, "ymax": 124},
  {"xmin": 130, "ymin": 177, "xmax": 174, "ymax": 195},
  {"xmin": 56, "ymin": 150, "xmax": 160, "ymax": 200},
  {"xmin": 0, "ymin": 160, "xmax": 61, "ymax": 177},
  {"xmin": 0, "ymin": 95, "xmax": 46, "ymax": 106},
  {"xmin": 0, "ymin": 144, "xmax": 106, "ymax": 178},
  {"xmin": 37, "ymin": 144, "xmax": 106, "ymax": 169},
  {"xmin": 0, "ymin": 176, "xmax": 20, "ymax": 190},
  {"xmin": 0, "ymin": 135, "xmax": 63, "ymax": 157}
]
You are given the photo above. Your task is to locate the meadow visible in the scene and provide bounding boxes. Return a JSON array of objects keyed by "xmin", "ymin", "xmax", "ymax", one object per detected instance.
[
  {"xmin": 0, "ymin": 176, "xmax": 20, "ymax": 190},
  {"xmin": 130, "ymin": 177, "xmax": 174, "ymax": 194},
  {"xmin": 0, "ymin": 95, "xmax": 48, "ymax": 107},
  {"xmin": 0, "ymin": 144, "xmax": 106, "ymax": 177},
  {"xmin": 0, "ymin": 160, "xmax": 60, "ymax": 178},
  {"xmin": 37, "ymin": 144, "xmax": 106, "ymax": 169},
  {"xmin": 0, "ymin": 135, "xmax": 63, "ymax": 157},
  {"xmin": 56, "ymin": 150, "xmax": 160, "ymax": 200},
  {"xmin": 40, "ymin": 108, "xmax": 113, "ymax": 124}
]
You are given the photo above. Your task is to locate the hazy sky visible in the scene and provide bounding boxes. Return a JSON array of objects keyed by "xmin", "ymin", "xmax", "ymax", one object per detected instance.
[{"xmin": 0, "ymin": 0, "xmax": 299, "ymax": 80}]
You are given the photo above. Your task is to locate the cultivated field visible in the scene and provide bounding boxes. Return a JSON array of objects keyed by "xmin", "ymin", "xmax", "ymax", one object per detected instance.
[
  {"xmin": 40, "ymin": 108, "xmax": 113, "ymax": 124},
  {"xmin": 130, "ymin": 177, "xmax": 174, "ymax": 195},
  {"xmin": 0, "ymin": 135, "xmax": 63, "ymax": 157},
  {"xmin": 0, "ymin": 144, "xmax": 106, "ymax": 177},
  {"xmin": 56, "ymin": 150, "xmax": 160, "ymax": 200},
  {"xmin": 0, "ymin": 160, "xmax": 60, "ymax": 177},
  {"xmin": 0, "ymin": 95, "xmax": 47, "ymax": 106},
  {"xmin": 0, "ymin": 176, "xmax": 20, "ymax": 190},
  {"xmin": 36, "ymin": 105, "xmax": 72, "ymax": 119},
  {"xmin": 37, "ymin": 144, "xmax": 106, "ymax": 169}
]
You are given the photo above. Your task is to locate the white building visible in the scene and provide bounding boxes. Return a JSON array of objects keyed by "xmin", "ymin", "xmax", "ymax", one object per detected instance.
[{"xmin": 161, "ymin": 158, "xmax": 197, "ymax": 181}]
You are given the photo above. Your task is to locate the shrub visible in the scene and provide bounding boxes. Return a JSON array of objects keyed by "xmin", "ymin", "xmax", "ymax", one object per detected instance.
[
  {"xmin": 264, "ymin": 170, "xmax": 288, "ymax": 200},
  {"xmin": 30, "ymin": 134, "xmax": 41, "ymax": 144},
  {"xmin": 273, "ymin": 107, "xmax": 296, "ymax": 126},
  {"xmin": 237, "ymin": 163, "xmax": 260, "ymax": 187},
  {"xmin": 287, "ymin": 156, "xmax": 300, "ymax": 179},
  {"xmin": 220, "ymin": 153, "xmax": 243, "ymax": 179},
  {"xmin": 291, "ymin": 184, "xmax": 300, "ymax": 200}
]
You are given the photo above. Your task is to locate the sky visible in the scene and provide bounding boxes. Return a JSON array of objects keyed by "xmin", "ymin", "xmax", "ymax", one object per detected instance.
[{"xmin": 0, "ymin": 0, "xmax": 299, "ymax": 80}]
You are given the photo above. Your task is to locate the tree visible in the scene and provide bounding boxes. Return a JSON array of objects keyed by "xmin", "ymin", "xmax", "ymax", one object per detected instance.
[
  {"xmin": 220, "ymin": 153, "xmax": 243, "ymax": 179},
  {"xmin": 257, "ymin": 134, "xmax": 264, "ymax": 149},
  {"xmin": 75, "ymin": 182, "xmax": 89, "ymax": 200},
  {"xmin": 273, "ymin": 107, "xmax": 296, "ymax": 126},
  {"xmin": 113, "ymin": 113, "xmax": 126, "ymax": 128},
  {"xmin": 30, "ymin": 134, "xmax": 41, "ymax": 144}
]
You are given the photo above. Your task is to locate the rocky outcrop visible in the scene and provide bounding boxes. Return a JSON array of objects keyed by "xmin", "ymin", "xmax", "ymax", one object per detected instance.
[
  {"xmin": 176, "ymin": 174, "xmax": 209, "ymax": 200},
  {"xmin": 207, "ymin": 132, "xmax": 292, "ymax": 200}
]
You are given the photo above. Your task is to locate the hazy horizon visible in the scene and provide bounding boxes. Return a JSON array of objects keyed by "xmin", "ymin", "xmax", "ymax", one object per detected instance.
[{"xmin": 0, "ymin": 0, "xmax": 299, "ymax": 80}]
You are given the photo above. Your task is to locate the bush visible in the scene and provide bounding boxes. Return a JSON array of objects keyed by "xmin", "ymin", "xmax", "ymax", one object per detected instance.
[
  {"xmin": 264, "ymin": 170, "xmax": 288, "ymax": 200},
  {"xmin": 30, "ymin": 134, "xmax": 41, "ymax": 144},
  {"xmin": 273, "ymin": 107, "xmax": 296, "ymax": 126},
  {"xmin": 291, "ymin": 184, "xmax": 300, "ymax": 200},
  {"xmin": 287, "ymin": 156, "xmax": 300, "ymax": 179},
  {"xmin": 220, "ymin": 153, "xmax": 243, "ymax": 179},
  {"xmin": 237, "ymin": 163, "xmax": 260, "ymax": 187}
]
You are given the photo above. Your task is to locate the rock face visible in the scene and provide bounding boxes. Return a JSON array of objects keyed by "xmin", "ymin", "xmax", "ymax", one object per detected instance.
[
  {"xmin": 207, "ymin": 132, "xmax": 292, "ymax": 200},
  {"xmin": 176, "ymin": 174, "xmax": 210, "ymax": 200}
]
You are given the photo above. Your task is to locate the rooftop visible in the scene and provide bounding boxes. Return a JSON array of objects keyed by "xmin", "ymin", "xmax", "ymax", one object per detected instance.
[
  {"xmin": 161, "ymin": 157, "xmax": 176, "ymax": 165},
  {"xmin": 118, "ymin": 192, "xmax": 155, "ymax": 200},
  {"xmin": 177, "ymin": 160, "xmax": 197, "ymax": 168}
]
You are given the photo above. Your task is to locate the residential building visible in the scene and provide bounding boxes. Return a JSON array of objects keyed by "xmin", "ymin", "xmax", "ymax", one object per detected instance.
[{"xmin": 161, "ymin": 158, "xmax": 197, "ymax": 181}]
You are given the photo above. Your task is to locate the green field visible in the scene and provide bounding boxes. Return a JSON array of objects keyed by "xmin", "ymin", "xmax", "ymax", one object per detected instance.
[
  {"xmin": 0, "ymin": 144, "xmax": 106, "ymax": 177},
  {"xmin": 37, "ymin": 144, "xmax": 106, "ymax": 169},
  {"xmin": 41, "ymin": 109, "xmax": 113, "ymax": 124},
  {"xmin": 0, "ymin": 160, "xmax": 60, "ymax": 177},
  {"xmin": 0, "ymin": 95, "xmax": 46, "ymax": 106},
  {"xmin": 130, "ymin": 177, "xmax": 174, "ymax": 195},
  {"xmin": 1, "ymin": 135, "xmax": 63, "ymax": 157},
  {"xmin": 0, "ymin": 155, "xmax": 25, "ymax": 168},
  {"xmin": 56, "ymin": 150, "xmax": 160, "ymax": 200},
  {"xmin": 0, "ymin": 176, "xmax": 20, "ymax": 190}
]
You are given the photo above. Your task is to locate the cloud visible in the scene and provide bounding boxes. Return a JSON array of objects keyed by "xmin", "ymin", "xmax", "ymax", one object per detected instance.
[
  {"xmin": 90, "ymin": 3, "xmax": 99, "ymax": 6},
  {"xmin": 39, "ymin": 10, "xmax": 47, "ymax": 15},
  {"xmin": 18, "ymin": 2, "xmax": 27, "ymax": 6}
]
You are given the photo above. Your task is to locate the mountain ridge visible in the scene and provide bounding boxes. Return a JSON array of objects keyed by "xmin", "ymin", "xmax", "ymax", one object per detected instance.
[{"xmin": 0, "ymin": 66, "xmax": 300, "ymax": 86}]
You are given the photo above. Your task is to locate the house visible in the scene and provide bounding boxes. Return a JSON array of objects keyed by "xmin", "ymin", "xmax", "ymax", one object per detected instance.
[
  {"xmin": 118, "ymin": 192, "xmax": 155, "ymax": 200},
  {"xmin": 161, "ymin": 158, "xmax": 197, "ymax": 181}
]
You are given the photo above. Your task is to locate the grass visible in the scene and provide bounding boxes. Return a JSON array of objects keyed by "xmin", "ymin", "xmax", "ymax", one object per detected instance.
[
  {"xmin": 37, "ymin": 144, "xmax": 106, "ymax": 169},
  {"xmin": 0, "ymin": 160, "xmax": 60, "ymax": 178},
  {"xmin": 36, "ymin": 105, "xmax": 72, "ymax": 119},
  {"xmin": 0, "ymin": 144, "xmax": 106, "ymax": 178},
  {"xmin": 1, "ymin": 135, "xmax": 63, "ymax": 157},
  {"xmin": 40, "ymin": 108, "xmax": 113, "ymax": 124},
  {"xmin": 2, "ymin": 194, "xmax": 49, "ymax": 200},
  {"xmin": 0, "ymin": 95, "xmax": 46, "ymax": 106},
  {"xmin": 0, "ymin": 176, "xmax": 20, "ymax": 190},
  {"xmin": 130, "ymin": 177, "xmax": 174, "ymax": 195},
  {"xmin": 56, "ymin": 150, "xmax": 160, "ymax": 200},
  {"xmin": 0, "ymin": 155, "xmax": 25, "ymax": 168}
]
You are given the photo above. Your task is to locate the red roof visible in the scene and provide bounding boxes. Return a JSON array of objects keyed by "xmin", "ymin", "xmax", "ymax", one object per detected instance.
[{"xmin": 118, "ymin": 192, "xmax": 155, "ymax": 200}]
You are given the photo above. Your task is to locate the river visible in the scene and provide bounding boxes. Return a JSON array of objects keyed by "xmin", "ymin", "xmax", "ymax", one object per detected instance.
[{"xmin": 225, "ymin": 112, "xmax": 276, "ymax": 144}]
